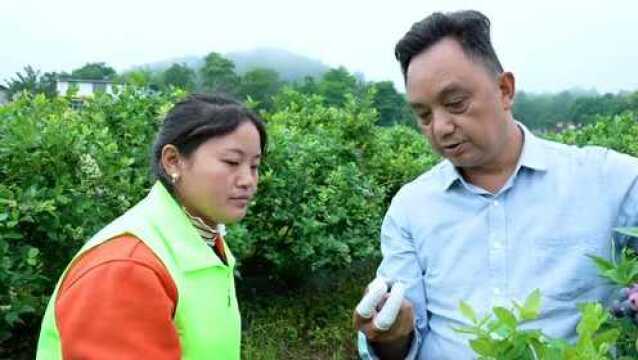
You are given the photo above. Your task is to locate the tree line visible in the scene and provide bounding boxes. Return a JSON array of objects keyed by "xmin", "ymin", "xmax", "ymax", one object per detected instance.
[
  {"xmin": 514, "ymin": 90, "xmax": 638, "ymax": 130},
  {"xmin": 3, "ymin": 52, "xmax": 413, "ymax": 127},
  {"xmin": 5, "ymin": 53, "xmax": 638, "ymax": 130}
]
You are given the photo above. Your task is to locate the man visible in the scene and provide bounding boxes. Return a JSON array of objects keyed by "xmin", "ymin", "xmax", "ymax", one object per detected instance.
[{"xmin": 354, "ymin": 10, "xmax": 638, "ymax": 359}]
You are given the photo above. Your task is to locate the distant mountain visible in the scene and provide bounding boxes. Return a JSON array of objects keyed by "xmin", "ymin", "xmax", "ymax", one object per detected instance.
[
  {"xmin": 140, "ymin": 56, "xmax": 202, "ymax": 72},
  {"xmin": 135, "ymin": 48, "xmax": 330, "ymax": 82},
  {"xmin": 226, "ymin": 48, "xmax": 329, "ymax": 81},
  {"xmin": 519, "ymin": 87, "xmax": 600, "ymax": 97}
]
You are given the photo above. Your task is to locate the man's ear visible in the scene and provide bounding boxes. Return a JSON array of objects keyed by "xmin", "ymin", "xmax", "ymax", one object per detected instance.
[
  {"xmin": 498, "ymin": 72, "xmax": 516, "ymax": 111},
  {"xmin": 161, "ymin": 144, "xmax": 182, "ymax": 178}
]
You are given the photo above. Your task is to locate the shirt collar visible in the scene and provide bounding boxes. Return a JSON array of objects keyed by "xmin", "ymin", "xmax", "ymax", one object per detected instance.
[
  {"xmin": 516, "ymin": 121, "xmax": 548, "ymax": 173},
  {"xmin": 145, "ymin": 182, "xmax": 234, "ymax": 271},
  {"xmin": 182, "ymin": 207, "xmax": 226, "ymax": 247},
  {"xmin": 439, "ymin": 161, "xmax": 463, "ymax": 191},
  {"xmin": 439, "ymin": 121, "xmax": 548, "ymax": 191}
]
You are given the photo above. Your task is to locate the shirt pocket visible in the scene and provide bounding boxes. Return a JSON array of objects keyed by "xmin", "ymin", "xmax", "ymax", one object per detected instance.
[{"xmin": 532, "ymin": 230, "xmax": 605, "ymax": 302}]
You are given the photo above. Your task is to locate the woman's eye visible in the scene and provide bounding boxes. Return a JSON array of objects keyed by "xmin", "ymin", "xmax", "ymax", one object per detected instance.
[{"xmin": 223, "ymin": 160, "xmax": 240, "ymax": 166}]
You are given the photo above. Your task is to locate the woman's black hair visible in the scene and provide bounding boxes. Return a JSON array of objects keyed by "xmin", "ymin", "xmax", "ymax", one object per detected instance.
[{"xmin": 151, "ymin": 93, "xmax": 267, "ymax": 191}]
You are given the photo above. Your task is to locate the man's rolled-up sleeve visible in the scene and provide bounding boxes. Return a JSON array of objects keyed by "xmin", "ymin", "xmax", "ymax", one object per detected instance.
[
  {"xmin": 358, "ymin": 329, "xmax": 421, "ymax": 360},
  {"xmin": 604, "ymin": 149, "xmax": 638, "ymax": 248},
  {"xmin": 357, "ymin": 195, "xmax": 428, "ymax": 359}
]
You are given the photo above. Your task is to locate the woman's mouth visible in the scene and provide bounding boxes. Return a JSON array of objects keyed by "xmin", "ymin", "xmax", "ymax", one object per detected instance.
[{"xmin": 229, "ymin": 197, "xmax": 250, "ymax": 207}]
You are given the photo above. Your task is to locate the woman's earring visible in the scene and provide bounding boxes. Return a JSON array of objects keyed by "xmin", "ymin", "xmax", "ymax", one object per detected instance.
[{"xmin": 170, "ymin": 173, "xmax": 180, "ymax": 184}]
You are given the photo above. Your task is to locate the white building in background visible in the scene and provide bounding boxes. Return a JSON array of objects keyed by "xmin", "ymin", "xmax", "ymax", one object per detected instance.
[
  {"xmin": 0, "ymin": 85, "xmax": 9, "ymax": 105},
  {"xmin": 56, "ymin": 79, "xmax": 122, "ymax": 97}
]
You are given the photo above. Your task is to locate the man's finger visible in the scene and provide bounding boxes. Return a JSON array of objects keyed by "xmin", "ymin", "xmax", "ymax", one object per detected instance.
[
  {"xmin": 355, "ymin": 277, "xmax": 388, "ymax": 319},
  {"xmin": 374, "ymin": 282, "xmax": 406, "ymax": 331}
]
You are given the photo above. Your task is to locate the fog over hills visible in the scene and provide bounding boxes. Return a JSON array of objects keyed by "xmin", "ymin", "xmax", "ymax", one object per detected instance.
[{"xmin": 136, "ymin": 47, "xmax": 330, "ymax": 82}]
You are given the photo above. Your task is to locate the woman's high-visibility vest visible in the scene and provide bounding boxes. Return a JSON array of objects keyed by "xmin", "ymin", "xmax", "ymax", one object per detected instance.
[{"xmin": 37, "ymin": 182, "xmax": 241, "ymax": 359}]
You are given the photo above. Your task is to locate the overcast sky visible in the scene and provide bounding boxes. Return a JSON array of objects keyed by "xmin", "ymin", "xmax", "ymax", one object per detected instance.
[{"xmin": 2, "ymin": 0, "xmax": 637, "ymax": 94}]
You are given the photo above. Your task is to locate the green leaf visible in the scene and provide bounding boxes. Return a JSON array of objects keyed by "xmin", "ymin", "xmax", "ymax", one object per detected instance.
[
  {"xmin": 592, "ymin": 328, "xmax": 620, "ymax": 350},
  {"xmin": 628, "ymin": 264, "xmax": 638, "ymax": 283},
  {"xmin": 27, "ymin": 247, "xmax": 39, "ymax": 258},
  {"xmin": 18, "ymin": 304, "xmax": 35, "ymax": 314},
  {"xmin": 520, "ymin": 289, "xmax": 541, "ymax": 321},
  {"xmin": 469, "ymin": 337, "xmax": 496, "ymax": 356},
  {"xmin": 589, "ymin": 249, "xmax": 638, "ymax": 286},
  {"xmin": 587, "ymin": 254, "xmax": 614, "ymax": 273},
  {"xmin": 614, "ymin": 256, "xmax": 638, "ymax": 285},
  {"xmin": 576, "ymin": 303, "xmax": 606, "ymax": 337},
  {"xmin": 460, "ymin": 300, "xmax": 478, "ymax": 323},
  {"xmin": 492, "ymin": 322, "xmax": 512, "ymax": 339},
  {"xmin": 615, "ymin": 227, "xmax": 638, "ymax": 238},
  {"xmin": 277, "ymin": 225, "xmax": 289, "ymax": 237},
  {"xmin": 2, "ymin": 232, "xmax": 22, "ymax": 240},
  {"xmin": 493, "ymin": 306, "xmax": 518, "ymax": 330},
  {"xmin": 453, "ymin": 326, "xmax": 484, "ymax": 336},
  {"xmin": 4, "ymin": 312, "xmax": 20, "ymax": 326}
]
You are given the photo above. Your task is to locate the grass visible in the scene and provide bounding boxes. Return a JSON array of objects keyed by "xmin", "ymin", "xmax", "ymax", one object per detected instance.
[
  {"xmin": 239, "ymin": 261, "xmax": 376, "ymax": 359},
  {"xmin": 2, "ymin": 261, "xmax": 377, "ymax": 360}
]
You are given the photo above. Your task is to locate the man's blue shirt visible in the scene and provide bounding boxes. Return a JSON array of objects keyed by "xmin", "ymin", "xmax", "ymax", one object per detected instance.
[{"xmin": 360, "ymin": 124, "xmax": 638, "ymax": 359}]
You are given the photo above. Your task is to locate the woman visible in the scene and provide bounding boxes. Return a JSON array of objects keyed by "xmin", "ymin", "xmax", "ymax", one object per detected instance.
[{"xmin": 37, "ymin": 94, "xmax": 267, "ymax": 359}]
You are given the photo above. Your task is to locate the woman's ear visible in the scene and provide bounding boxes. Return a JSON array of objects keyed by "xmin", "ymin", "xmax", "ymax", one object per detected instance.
[
  {"xmin": 161, "ymin": 144, "xmax": 182, "ymax": 180},
  {"xmin": 498, "ymin": 71, "xmax": 516, "ymax": 111}
]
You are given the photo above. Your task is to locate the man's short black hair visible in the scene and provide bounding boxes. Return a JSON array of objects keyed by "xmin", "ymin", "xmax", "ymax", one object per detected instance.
[{"xmin": 395, "ymin": 10, "xmax": 503, "ymax": 81}]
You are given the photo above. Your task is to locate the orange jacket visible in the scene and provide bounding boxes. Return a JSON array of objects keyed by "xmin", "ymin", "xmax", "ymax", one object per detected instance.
[{"xmin": 55, "ymin": 235, "xmax": 181, "ymax": 359}]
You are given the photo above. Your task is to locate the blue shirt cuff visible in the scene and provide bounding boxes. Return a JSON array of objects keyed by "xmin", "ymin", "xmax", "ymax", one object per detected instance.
[{"xmin": 357, "ymin": 329, "xmax": 420, "ymax": 359}]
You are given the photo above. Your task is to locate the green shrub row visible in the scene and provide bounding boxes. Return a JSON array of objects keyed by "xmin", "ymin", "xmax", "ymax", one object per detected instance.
[
  {"xmin": 0, "ymin": 87, "xmax": 434, "ymax": 352},
  {"xmin": 3, "ymin": 85, "xmax": 634, "ymax": 357}
]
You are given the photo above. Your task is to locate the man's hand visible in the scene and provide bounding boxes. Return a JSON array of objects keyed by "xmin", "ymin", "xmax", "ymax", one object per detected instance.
[{"xmin": 353, "ymin": 280, "xmax": 416, "ymax": 358}]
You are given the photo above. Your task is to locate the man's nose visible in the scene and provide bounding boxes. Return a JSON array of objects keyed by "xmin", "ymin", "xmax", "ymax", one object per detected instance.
[{"xmin": 431, "ymin": 111, "xmax": 456, "ymax": 139}]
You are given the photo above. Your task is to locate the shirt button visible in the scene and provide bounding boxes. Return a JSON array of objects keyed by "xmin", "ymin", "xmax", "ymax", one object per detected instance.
[{"xmin": 493, "ymin": 200, "xmax": 500, "ymax": 207}]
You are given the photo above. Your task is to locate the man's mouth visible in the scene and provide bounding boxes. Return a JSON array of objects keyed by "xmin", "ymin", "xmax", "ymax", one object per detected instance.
[
  {"xmin": 443, "ymin": 142, "xmax": 463, "ymax": 150},
  {"xmin": 441, "ymin": 141, "xmax": 465, "ymax": 156}
]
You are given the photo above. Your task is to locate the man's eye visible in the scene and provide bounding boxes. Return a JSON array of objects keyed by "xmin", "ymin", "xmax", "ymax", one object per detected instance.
[
  {"xmin": 415, "ymin": 111, "xmax": 432, "ymax": 125},
  {"xmin": 446, "ymin": 99, "xmax": 467, "ymax": 112},
  {"xmin": 223, "ymin": 160, "xmax": 240, "ymax": 166}
]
